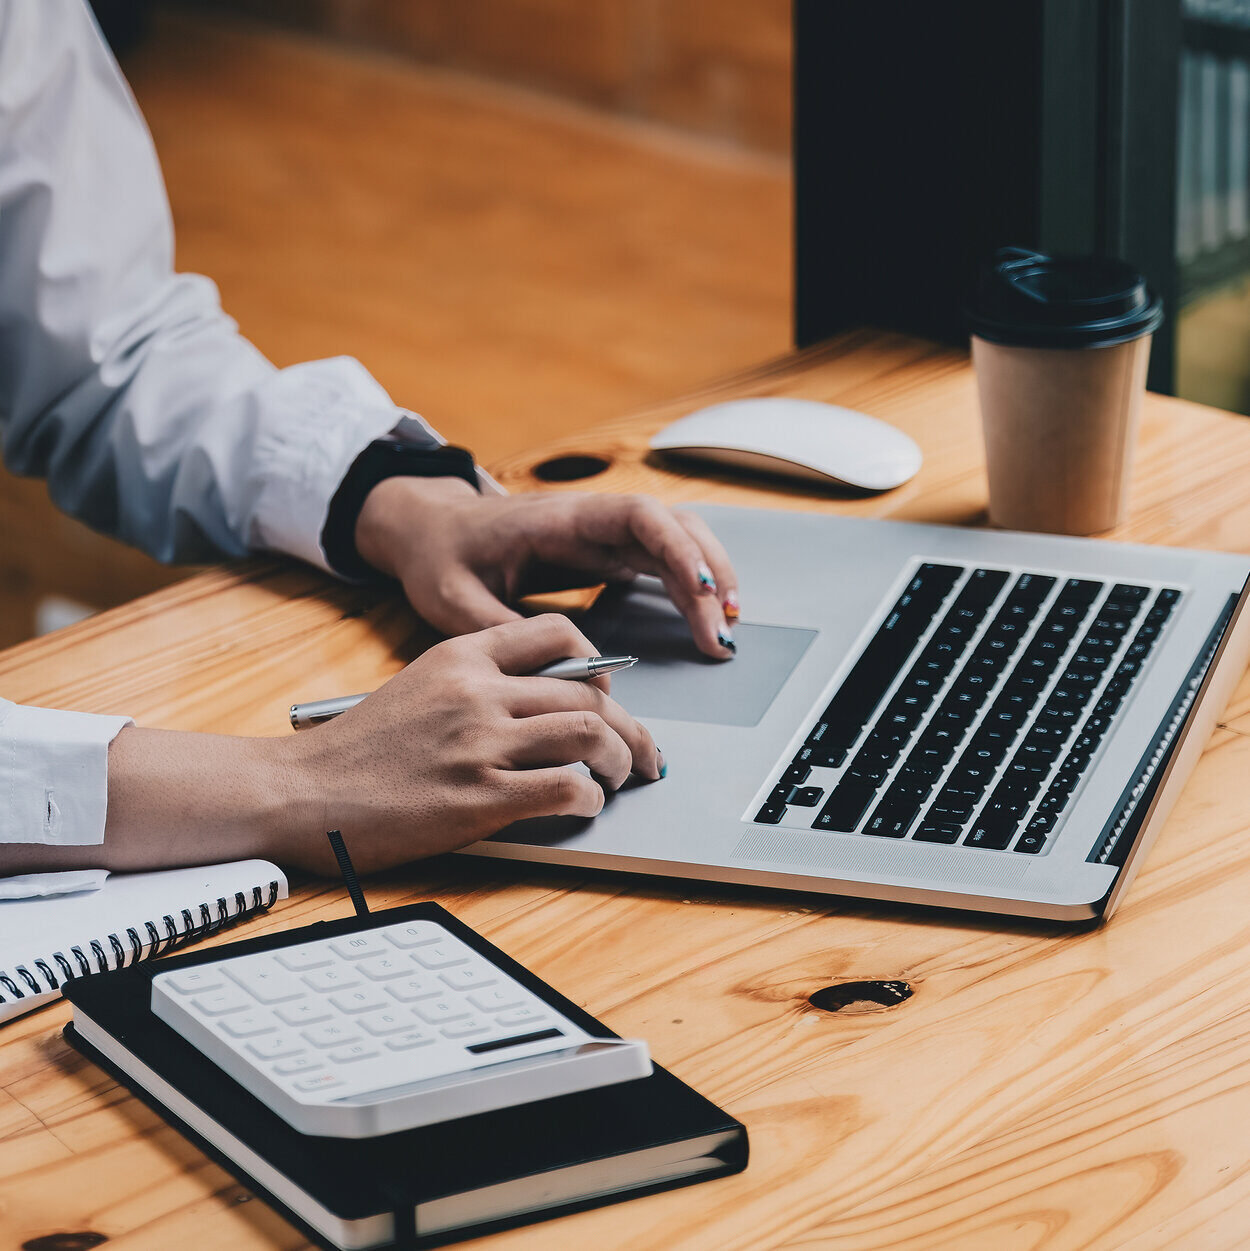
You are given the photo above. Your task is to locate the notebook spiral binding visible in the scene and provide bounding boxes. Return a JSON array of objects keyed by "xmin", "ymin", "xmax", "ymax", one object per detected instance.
[{"xmin": 0, "ymin": 879, "xmax": 282, "ymax": 1005}]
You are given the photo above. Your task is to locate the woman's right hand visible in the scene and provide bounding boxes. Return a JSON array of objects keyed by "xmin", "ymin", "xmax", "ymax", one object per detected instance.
[{"xmin": 278, "ymin": 614, "xmax": 663, "ymax": 874}]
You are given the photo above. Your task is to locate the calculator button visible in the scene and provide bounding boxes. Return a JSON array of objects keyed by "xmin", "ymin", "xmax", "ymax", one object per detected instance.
[
  {"xmin": 330, "ymin": 934, "xmax": 392, "ymax": 961},
  {"xmin": 275, "ymin": 946, "xmax": 333, "ymax": 972},
  {"xmin": 328, "ymin": 1042, "xmax": 379, "ymax": 1064},
  {"xmin": 273, "ymin": 1053, "xmax": 323, "ymax": 1075},
  {"xmin": 496, "ymin": 1005, "xmax": 550, "ymax": 1028},
  {"xmin": 357, "ymin": 955, "xmax": 412, "ymax": 981},
  {"xmin": 276, "ymin": 1000, "xmax": 332, "ymax": 1027},
  {"xmin": 384, "ymin": 922, "xmax": 444, "ymax": 949},
  {"xmin": 441, "ymin": 1016, "xmax": 490, "ymax": 1040},
  {"xmin": 295, "ymin": 1072, "xmax": 344, "ymax": 1093},
  {"xmin": 385, "ymin": 1030, "xmax": 436, "ymax": 1051},
  {"xmin": 468, "ymin": 988, "xmax": 526, "ymax": 1013},
  {"xmin": 358, "ymin": 1009, "xmax": 413, "ymax": 1036},
  {"xmin": 303, "ymin": 1022, "xmax": 362, "ymax": 1048},
  {"xmin": 162, "ymin": 968, "xmax": 224, "ymax": 995},
  {"xmin": 219, "ymin": 1012, "xmax": 277, "ymax": 1039},
  {"xmin": 385, "ymin": 975, "xmax": 442, "ymax": 1003},
  {"xmin": 224, "ymin": 961, "xmax": 305, "ymax": 1004},
  {"xmin": 191, "ymin": 989, "xmax": 250, "ymax": 1016},
  {"xmin": 412, "ymin": 943, "xmax": 469, "ymax": 970},
  {"xmin": 414, "ymin": 999, "xmax": 471, "ymax": 1025},
  {"xmin": 247, "ymin": 1034, "xmax": 305, "ymax": 1061},
  {"xmin": 330, "ymin": 988, "xmax": 388, "ymax": 1014},
  {"xmin": 439, "ymin": 966, "xmax": 497, "ymax": 992},
  {"xmin": 302, "ymin": 967, "xmax": 362, "ymax": 993}
]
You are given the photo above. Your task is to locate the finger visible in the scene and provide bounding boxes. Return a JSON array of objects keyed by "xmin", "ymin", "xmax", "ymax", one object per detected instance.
[
  {"xmin": 675, "ymin": 510, "xmax": 740, "ymax": 621},
  {"xmin": 412, "ymin": 571, "xmax": 520, "ymax": 636},
  {"xmin": 507, "ymin": 678, "xmax": 663, "ymax": 779},
  {"xmin": 576, "ymin": 496, "xmax": 718, "ymax": 603},
  {"xmin": 503, "ymin": 711, "xmax": 633, "ymax": 791},
  {"xmin": 499, "ymin": 766, "xmax": 605, "ymax": 821},
  {"xmin": 477, "ymin": 612, "xmax": 599, "ymax": 675},
  {"xmin": 606, "ymin": 551, "xmax": 733, "ymax": 659}
]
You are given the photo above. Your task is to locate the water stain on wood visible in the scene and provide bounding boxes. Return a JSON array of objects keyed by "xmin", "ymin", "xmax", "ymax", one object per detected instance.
[{"xmin": 809, "ymin": 980, "xmax": 913, "ymax": 1014}]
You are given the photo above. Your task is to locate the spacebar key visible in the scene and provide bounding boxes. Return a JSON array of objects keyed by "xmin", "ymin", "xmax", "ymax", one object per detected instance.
[{"xmin": 813, "ymin": 776, "xmax": 877, "ymax": 832}]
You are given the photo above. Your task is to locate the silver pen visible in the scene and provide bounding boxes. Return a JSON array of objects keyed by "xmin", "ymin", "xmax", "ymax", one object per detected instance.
[{"xmin": 289, "ymin": 655, "xmax": 639, "ymax": 730}]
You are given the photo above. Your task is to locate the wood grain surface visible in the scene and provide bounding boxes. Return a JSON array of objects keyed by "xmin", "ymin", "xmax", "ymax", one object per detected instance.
[{"xmin": 5, "ymin": 332, "xmax": 1250, "ymax": 1250}]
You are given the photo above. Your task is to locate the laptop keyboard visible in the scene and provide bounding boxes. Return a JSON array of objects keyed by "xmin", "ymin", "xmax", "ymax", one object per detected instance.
[{"xmin": 754, "ymin": 563, "xmax": 1182, "ymax": 854}]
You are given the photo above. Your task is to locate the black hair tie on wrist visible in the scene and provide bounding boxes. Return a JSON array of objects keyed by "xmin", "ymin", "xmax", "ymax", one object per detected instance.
[{"xmin": 321, "ymin": 439, "xmax": 480, "ymax": 581}]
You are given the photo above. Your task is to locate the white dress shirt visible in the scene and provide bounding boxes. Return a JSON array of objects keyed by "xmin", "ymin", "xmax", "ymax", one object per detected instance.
[{"xmin": 0, "ymin": 1, "xmax": 448, "ymax": 892}]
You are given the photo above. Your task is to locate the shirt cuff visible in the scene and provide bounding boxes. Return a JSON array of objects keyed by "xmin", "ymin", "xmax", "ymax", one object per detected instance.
[
  {"xmin": 246, "ymin": 357, "xmax": 410, "ymax": 573},
  {"xmin": 0, "ymin": 700, "xmax": 132, "ymax": 847}
]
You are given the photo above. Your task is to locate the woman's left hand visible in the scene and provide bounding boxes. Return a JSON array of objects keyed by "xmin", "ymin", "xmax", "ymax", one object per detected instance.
[{"xmin": 354, "ymin": 476, "xmax": 741, "ymax": 659}]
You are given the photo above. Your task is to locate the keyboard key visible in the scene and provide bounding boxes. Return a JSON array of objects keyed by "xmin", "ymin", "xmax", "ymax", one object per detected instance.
[
  {"xmin": 247, "ymin": 1034, "xmax": 305, "ymax": 1061},
  {"xmin": 331, "ymin": 934, "xmax": 393, "ymax": 960},
  {"xmin": 415, "ymin": 999, "xmax": 471, "ymax": 1025},
  {"xmin": 412, "ymin": 943, "xmax": 469, "ymax": 970},
  {"xmin": 223, "ymin": 959, "xmax": 305, "ymax": 1004},
  {"xmin": 441, "ymin": 1017, "xmax": 491, "ymax": 1039},
  {"xmin": 386, "ymin": 975, "xmax": 443, "ymax": 1003},
  {"xmin": 913, "ymin": 821, "xmax": 962, "ymax": 844},
  {"xmin": 328, "ymin": 1043, "xmax": 379, "ymax": 1064},
  {"xmin": 813, "ymin": 775, "xmax": 877, "ymax": 831},
  {"xmin": 357, "ymin": 954, "xmax": 413, "ymax": 981},
  {"xmin": 1014, "ymin": 573, "xmax": 1055, "ymax": 602},
  {"xmin": 789, "ymin": 786, "xmax": 824, "ymax": 807},
  {"xmin": 275, "ymin": 1000, "xmax": 333, "ymax": 1027},
  {"xmin": 754, "ymin": 801, "xmax": 786, "ymax": 825},
  {"xmin": 384, "ymin": 922, "xmax": 445, "ymax": 949},
  {"xmin": 275, "ymin": 946, "xmax": 333, "ymax": 972},
  {"xmin": 302, "ymin": 1022, "xmax": 362, "ymax": 1048},
  {"xmin": 359, "ymin": 1009, "xmax": 415, "ymax": 1036},
  {"xmin": 385, "ymin": 1030, "xmax": 436, "ymax": 1051},
  {"xmin": 496, "ymin": 1005, "xmax": 551, "ymax": 1028},
  {"xmin": 862, "ymin": 804, "xmax": 917, "ymax": 838},
  {"xmin": 163, "ymin": 968, "xmax": 225, "ymax": 995},
  {"xmin": 191, "ymin": 989, "xmax": 250, "ymax": 1017},
  {"xmin": 330, "ymin": 988, "xmax": 389, "ymax": 1014},
  {"xmin": 219, "ymin": 1012, "xmax": 277, "ymax": 1039},
  {"xmin": 965, "ymin": 821, "xmax": 1014, "ymax": 850},
  {"xmin": 781, "ymin": 761, "xmax": 812, "ymax": 788},
  {"xmin": 468, "ymin": 988, "xmax": 527, "ymax": 1013},
  {"xmin": 1110, "ymin": 583, "xmax": 1150, "ymax": 602},
  {"xmin": 295, "ymin": 1072, "xmax": 345, "ymax": 1093},
  {"xmin": 273, "ymin": 1053, "xmax": 323, "ymax": 1075},
  {"xmin": 302, "ymin": 967, "xmax": 362, "ymax": 993},
  {"xmin": 440, "ymin": 965, "xmax": 498, "ymax": 992}
]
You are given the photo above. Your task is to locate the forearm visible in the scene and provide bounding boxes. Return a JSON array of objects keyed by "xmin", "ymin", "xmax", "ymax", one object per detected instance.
[{"xmin": 1, "ymin": 726, "xmax": 314, "ymax": 875}]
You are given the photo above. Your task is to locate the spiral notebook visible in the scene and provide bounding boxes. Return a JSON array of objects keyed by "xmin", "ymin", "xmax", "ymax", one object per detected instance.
[{"xmin": 0, "ymin": 861, "xmax": 287, "ymax": 1023}]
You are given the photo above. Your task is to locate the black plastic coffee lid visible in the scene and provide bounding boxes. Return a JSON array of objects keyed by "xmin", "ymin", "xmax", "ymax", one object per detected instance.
[{"xmin": 967, "ymin": 247, "xmax": 1164, "ymax": 349}]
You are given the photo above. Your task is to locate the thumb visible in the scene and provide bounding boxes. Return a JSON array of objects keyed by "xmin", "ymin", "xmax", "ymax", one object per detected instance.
[{"xmin": 406, "ymin": 571, "xmax": 521, "ymax": 636}]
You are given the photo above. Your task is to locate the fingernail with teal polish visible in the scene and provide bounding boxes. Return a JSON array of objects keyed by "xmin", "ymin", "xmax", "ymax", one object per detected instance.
[
  {"xmin": 718, "ymin": 627, "xmax": 736, "ymax": 653},
  {"xmin": 657, "ymin": 752, "xmax": 668, "ymax": 779},
  {"xmin": 698, "ymin": 564, "xmax": 718, "ymax": 593}
]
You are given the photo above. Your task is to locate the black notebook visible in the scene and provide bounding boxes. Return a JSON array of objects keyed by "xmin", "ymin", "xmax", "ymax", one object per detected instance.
[{"xmin": 63, "ymin": 902, "xmax": 746, "ymax": 1250}]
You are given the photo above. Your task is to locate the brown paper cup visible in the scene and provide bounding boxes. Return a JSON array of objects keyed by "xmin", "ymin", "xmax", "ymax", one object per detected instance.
[{"xmin": 972, "ymin": 332, "xmax": 1152, "ymax": 535}]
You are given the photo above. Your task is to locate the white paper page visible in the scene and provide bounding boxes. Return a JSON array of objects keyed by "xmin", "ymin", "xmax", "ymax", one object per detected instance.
[{"xmin": 0, "ymin": 861, "xmax": 287, "ymax": 1023}]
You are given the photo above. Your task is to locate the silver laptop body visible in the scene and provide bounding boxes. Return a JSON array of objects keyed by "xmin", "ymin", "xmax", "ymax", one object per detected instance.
[{"xmin": 466, "ymin": 505, "xmax": 1250, "ymax": 923}]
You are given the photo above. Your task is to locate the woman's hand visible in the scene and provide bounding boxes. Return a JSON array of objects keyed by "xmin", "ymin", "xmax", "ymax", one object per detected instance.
[
  {"xmin": 277, "ymin": 613, "xmax": 662, "ymax": 873},
  {"xmin": 354, "ymin": 477, "xmax": 741, "ymax": 659}
]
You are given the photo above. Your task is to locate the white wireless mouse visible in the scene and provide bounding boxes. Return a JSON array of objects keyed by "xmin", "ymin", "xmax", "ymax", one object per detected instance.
[{"xmin": 649, "ymin": 397, "xmax": 923, "ymax": 492}]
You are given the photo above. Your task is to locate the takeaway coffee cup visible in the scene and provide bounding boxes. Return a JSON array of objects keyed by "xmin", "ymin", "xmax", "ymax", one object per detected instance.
[{"xmin": 968, "ymin": 247, "xmax": 1164, "ymax": 535}]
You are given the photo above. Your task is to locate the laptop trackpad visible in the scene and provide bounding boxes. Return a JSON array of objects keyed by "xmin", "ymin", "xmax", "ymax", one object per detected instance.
[{"xmin": 580, "ymin": 582, "xmax": 816, "ymax": 728}]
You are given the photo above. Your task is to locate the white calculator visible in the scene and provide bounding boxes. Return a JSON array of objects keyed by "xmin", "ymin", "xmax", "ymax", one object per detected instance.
[{"xmin": 151, "ymin": 914, "xmax": 651, "ymax": 1138}]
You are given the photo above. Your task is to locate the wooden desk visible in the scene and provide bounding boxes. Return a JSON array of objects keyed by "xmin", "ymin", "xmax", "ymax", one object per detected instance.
[{"xmin": 5, "ymin": 331, "xmax": 1250, "ymax": 1249}]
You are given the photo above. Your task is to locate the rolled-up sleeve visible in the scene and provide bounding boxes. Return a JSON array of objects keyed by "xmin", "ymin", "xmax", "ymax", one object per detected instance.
[
  {"xmin": 0, "ymin": 699, "xmax": 131, "ymax": 847},
  {"xmin": 0, "ymin": 0, "xmax": 405, "ymax": 572}
]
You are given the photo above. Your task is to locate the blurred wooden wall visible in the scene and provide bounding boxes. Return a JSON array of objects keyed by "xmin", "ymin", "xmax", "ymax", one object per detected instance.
[{"xmin": 175, "ymin": 0, "xmax": 792, "ymax": 154}]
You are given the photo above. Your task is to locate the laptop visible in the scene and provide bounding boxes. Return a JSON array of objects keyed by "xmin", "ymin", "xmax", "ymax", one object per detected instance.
[{"xmin": 466, "ymin": 505, "xmax": 1250, "ymax": 923}]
